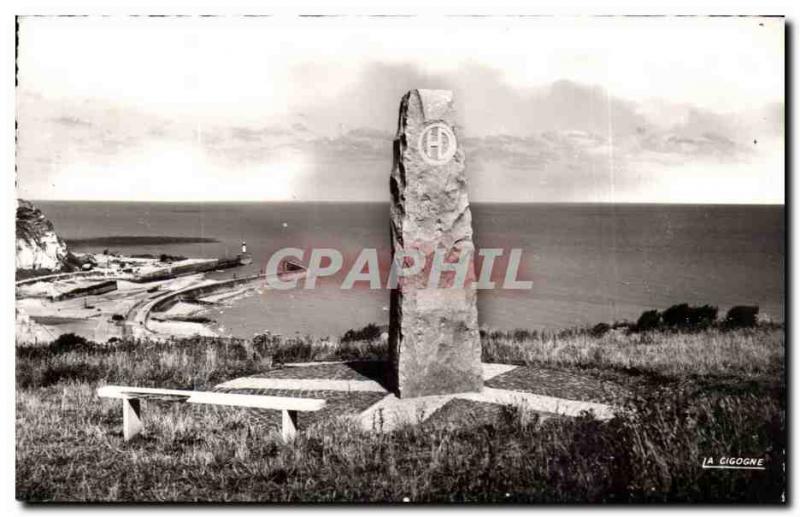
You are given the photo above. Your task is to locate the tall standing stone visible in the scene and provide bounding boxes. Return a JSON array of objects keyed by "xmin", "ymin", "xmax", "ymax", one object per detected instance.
[{"xmin": 388, "ymin": 89, "xmax": 483, "ymax": 398}]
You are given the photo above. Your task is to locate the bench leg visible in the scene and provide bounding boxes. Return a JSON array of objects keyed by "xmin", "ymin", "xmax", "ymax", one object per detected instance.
[
  {"xmin": 281, "ymin": 409, "xmax": 298, "ymax": 442},
  {"xmin": 122, "ymin": 397, "xmax": 143, "ymax": 441}
]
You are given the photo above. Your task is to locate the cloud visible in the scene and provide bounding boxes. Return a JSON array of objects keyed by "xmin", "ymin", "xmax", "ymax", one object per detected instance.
[{"xmin": 16, "ymin": 62, "xmax": 784, "ymax": 203}]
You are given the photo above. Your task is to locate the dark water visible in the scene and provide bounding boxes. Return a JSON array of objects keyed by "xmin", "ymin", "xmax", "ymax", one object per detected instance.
[{"xmin": 35, "ymin": 201, "xmax": 785, "ymax": 338}]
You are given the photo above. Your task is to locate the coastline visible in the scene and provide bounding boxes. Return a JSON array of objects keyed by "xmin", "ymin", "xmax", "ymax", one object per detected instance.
[
  {"xmin": 15, "ymin": 250, "xmax": 292, "ymax": 343},
  {"xmin": 64, "ymin": 235, "xmax": 219, "ymax": 246}
]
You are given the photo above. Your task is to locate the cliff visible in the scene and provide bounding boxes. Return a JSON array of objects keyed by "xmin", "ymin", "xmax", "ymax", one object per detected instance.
[{"xmin": 16, "ymin": 199, "xmax": 70, "ymax": 271}]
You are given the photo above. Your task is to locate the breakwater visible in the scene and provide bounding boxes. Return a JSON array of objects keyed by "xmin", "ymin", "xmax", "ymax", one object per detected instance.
[
  {"xmin": 134, "ymin": 257, "xmax": 243, "ymax": 283},
  {"xmin": 150, "ymin": 273, "xmax": 266, "ymax": 313},
  {"xmin": 16, "ymin": 270, "xmax": 106, "ymax": 287},
  {"xmin": 51, "ymin": 280, "xmax": 117, "ymax": 302}
]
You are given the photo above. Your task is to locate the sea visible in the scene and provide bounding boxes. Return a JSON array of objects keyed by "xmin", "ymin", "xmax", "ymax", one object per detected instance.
[{"xmin": 35, "ymin": 201, "xmax": 785, "ymax": 339}]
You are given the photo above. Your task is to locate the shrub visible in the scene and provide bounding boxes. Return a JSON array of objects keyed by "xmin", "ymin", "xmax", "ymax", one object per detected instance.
[
  {"xmin": 725, "ymin": 305, "xmax": 759, "ymax": 329},
  {"xmin": 662, "ymin": 304, "xmax": 690, "ymax": 327},
  {"xmin": 590, "ymin": 323, "xmax": 611, "ymax": 337},
  {"xmin": 517, "ymin": 329, "xmax": 539, "ymax": 341},
  {"xmin": 341, "ymin": 323, "xmax": 382, "ymax": 343},
  {"xmin": 111, "ymin": 314, "xmax": 124, "ymax": 322},
  {"xmin": 48, "ymin": 333, "xmax": 91, "ymax": 355},
  {"xmin": 157, "ymin": 253, "xmax": 186, "ymax": 263},
  {"xmin": 689, "ymin": 305, "xmax": 718, "ymax": 328},
  {"xmin": 18, "ymin": 363, "xmax": 105, "ymax": 389},
  {"xmin": 662, "ymin": 304, "xmax": 718, "ymax": 330},
  {"xmin": 635, "ymin": 310, "xmax": 661, "ymax": 332}
]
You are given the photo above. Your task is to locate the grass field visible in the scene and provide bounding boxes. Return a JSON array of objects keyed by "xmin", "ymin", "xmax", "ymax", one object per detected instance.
[{"xmin": 16, "ymin": 326, "xmax": 785, "ymax": 503}]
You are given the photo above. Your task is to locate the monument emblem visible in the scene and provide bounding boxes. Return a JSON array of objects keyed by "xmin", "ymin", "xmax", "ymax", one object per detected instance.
[{"xmin": 418, "ymin": 121, "xmax": 458, "ymax": 165}]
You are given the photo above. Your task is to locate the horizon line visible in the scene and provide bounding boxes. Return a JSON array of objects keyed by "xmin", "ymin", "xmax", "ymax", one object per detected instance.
[{"xmin": 22, "ymin": 198, "xmax": 786, "ymax": 207}]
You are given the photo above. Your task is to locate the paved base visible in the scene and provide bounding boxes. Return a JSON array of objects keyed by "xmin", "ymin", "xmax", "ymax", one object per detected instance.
[
  {"xmin": 458, "ymin": 388, "xmax": 615, "ymax": 420},
  {"xmin": 216, "ymin": 362, "xmax": 617, "ymax": 433},
  {"xmin": 358, "ymin": 392, "xmax": 456, "ymax": 432},
  {"xmin": 356, "ymin": 369, "xmax": 614, "ymax": 432},
  {"xmin": 217, "ymin": 377, "xmax": 387, "ymax": 393}
]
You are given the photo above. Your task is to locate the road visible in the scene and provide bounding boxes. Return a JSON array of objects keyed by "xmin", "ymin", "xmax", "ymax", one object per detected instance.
[{"xmin": 122, "ymin": 274, "xmax": 269, "ymax": 338}]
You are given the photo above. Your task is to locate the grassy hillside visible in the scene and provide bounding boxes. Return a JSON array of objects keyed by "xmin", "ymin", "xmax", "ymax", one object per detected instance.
[{"xmin": 16, "ymin": 327, "xmax": 785, "ymax": 503}]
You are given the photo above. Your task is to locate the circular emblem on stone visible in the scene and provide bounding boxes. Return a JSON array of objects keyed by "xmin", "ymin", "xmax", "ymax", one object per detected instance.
[{"xmin": 418, "ymin": 122, "xmax": 457, "ymax": 165}]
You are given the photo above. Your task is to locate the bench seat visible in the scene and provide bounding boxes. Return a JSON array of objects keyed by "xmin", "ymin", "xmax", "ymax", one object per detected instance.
[{"xmin": 97, "ymin": 385, "xmax": 326, "ymax": 442}]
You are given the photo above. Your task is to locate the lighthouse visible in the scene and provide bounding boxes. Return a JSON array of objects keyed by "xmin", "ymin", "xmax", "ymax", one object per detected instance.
[{"xmin": 238, "ymin": 240, "xmax": 252, "ymax": 265}]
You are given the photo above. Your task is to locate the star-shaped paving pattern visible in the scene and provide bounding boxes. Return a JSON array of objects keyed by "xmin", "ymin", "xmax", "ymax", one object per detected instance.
[{"xmin": 216, "ymin": 361, "xmax": 617, "ymax": 432}]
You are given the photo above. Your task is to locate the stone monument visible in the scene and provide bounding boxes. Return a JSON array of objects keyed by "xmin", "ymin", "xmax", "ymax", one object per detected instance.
[{"xmin": 388, "ymin": 89, "xmax": 483, "ymax": 398}]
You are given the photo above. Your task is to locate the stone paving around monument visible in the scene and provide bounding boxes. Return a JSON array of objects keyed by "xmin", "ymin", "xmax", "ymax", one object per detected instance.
[
  {"xmin": 215, "ymin": 361, "xmax": 620, "ymax": 434},
  {"xmin": 485, "ymin": 366, "xmax": 631, "ymax": 405}
]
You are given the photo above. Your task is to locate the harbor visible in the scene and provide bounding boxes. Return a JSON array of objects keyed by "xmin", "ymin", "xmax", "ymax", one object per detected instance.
[{"xmin": 15, "ymin": 242, "xmax": 302, "ymax": 343}]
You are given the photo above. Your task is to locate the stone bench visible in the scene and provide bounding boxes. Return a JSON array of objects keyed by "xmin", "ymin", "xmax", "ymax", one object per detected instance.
[{"xmin": 97, "ymin": 385, "xmax": 326, "ymax": 442}]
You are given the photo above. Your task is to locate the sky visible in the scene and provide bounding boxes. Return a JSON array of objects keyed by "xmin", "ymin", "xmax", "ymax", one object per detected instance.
[{"xmin": 16, "ymin": 16, "xmax": 785, "ymax": 203}]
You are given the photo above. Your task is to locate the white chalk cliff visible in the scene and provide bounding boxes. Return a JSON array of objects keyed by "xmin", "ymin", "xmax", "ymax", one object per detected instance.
[{"xmin": 16, "ymin": 199, "xmax": 69, "ymax": 271}]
